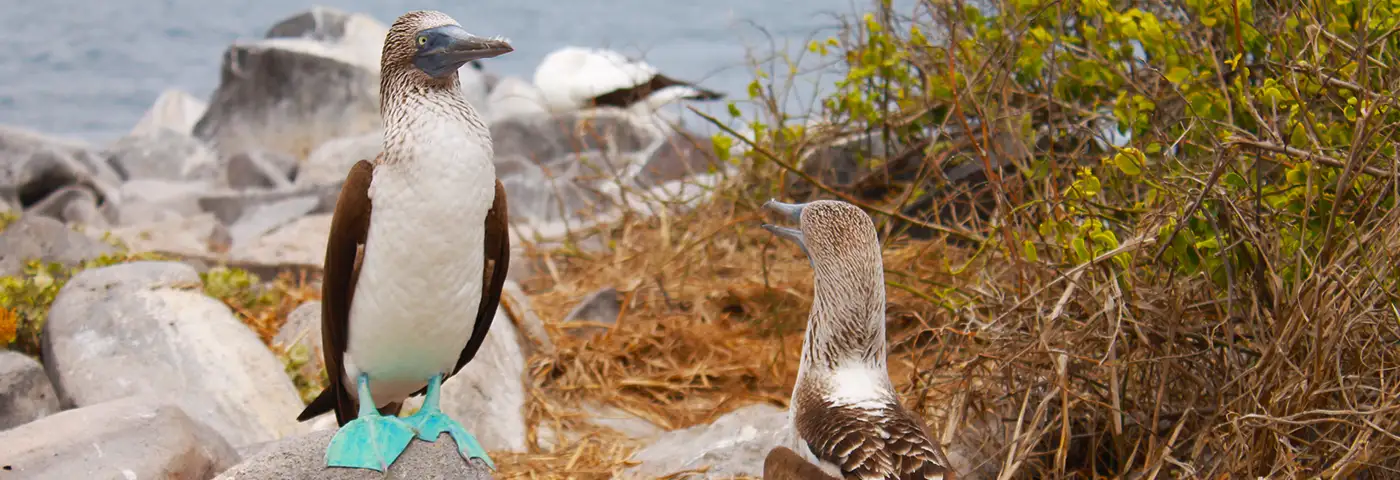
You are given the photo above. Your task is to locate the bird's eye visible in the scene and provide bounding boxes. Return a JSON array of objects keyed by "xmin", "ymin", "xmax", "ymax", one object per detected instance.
[{"xmin": 417, "ymin": 35, "xmax": 427, "ymax": 45}]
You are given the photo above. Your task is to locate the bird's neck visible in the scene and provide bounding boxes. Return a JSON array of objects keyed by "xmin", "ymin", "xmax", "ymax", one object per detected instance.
[
  {"xmin": 379, "ymin": 78, "xmax": 492, "ymax": 168},
  {"xmin": 794, "ymin": 262, "xmax": 891, "ymax": 392}
]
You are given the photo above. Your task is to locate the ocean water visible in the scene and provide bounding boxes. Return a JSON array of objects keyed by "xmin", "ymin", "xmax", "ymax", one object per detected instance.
[{"xmin": 0, "ymin": 0, "xmax": 882, "ymax": 143}]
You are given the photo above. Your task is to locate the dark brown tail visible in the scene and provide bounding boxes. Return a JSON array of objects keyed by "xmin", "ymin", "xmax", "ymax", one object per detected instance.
[
  {"xmin": 764, "ymin": 446, "xmax": 841, "ymax": 480},
  {"xmin": 297, "ymin": 385, "xmax": 402, "ymax": 426}
]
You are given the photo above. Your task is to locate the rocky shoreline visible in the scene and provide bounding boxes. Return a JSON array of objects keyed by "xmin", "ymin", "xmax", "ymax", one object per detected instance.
[{"xmin": 0, "ymin": 5, "xmax": 810, "ymax": 480}]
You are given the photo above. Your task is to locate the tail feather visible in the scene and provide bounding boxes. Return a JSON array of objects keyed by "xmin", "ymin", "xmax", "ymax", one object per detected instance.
[{"xmin": 296, "ymin": 386, "xmax": 337, "ymax": 422}]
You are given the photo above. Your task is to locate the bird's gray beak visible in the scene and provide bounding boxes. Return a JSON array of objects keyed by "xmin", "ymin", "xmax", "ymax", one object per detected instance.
[
  {"xmin": 415, "ymin": 25, "xmax": 513, "ymax": 78},
  {"xmin": 760, "ymin": 199, "xmax": 807, "ymax": 248}
]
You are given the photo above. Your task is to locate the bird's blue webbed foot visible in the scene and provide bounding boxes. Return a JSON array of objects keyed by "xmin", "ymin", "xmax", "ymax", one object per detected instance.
[
  {"xmin": 403, "ymin": 373, "xmax": 495, "ymax": 470},
  {"xmin": 325, "ymin": 374, "xmax": 416, "ymax": 471}
]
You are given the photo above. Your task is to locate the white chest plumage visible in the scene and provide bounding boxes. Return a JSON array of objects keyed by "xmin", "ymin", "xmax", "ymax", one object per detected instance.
[{"xmin": 343, "ymin": 114, "xmax": 497, "ymax": 407}]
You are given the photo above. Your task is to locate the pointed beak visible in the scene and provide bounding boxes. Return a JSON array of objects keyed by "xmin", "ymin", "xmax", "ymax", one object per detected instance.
[
  {"xmin": 414, "ymin": 25, "xmax": 513, "ymax": 78},
  {"xmin": 760, "ymin": 199, "xmax": 808, "ymax": 248}
]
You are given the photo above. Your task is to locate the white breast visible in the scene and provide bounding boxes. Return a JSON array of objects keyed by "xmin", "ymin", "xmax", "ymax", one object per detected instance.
[{"xmin": 343, "ymin": 112, "xmax": 497, "ymax": 407}]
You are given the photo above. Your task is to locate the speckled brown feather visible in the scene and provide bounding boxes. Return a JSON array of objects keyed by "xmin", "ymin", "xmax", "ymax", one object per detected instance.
[
  {"xmin": 766, "ymin": 446, "xmax": 842, "ymax": 480},
  {"xmin": 794, "ymin": 394, "xmax": 953, "ymax": 480}
]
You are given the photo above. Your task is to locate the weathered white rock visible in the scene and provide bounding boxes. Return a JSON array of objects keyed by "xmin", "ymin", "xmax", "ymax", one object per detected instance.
[
  {"xmin": 264, "ymin": 5, "xmax": 388, "ymax": 71},
  {"xmin": 485, "ymin": 76, "xmax": 548, "ymax": 123},
  {"xmin": 41, "ymin": 261, "xmax": 307, "ymax": 447},
  {"xmin": 0, "ymin": 396, "xmax": 239, "ymax": 479},
  {"xmin": 113, "ymin": 178, "xmax": 210, "ymax": 225},
  {"xmin": 0, "ymin": 215, "xmax": 117, "ymax": 276},
  {"xmin": 98, "ymin": 212, "xmax": 223, "ymax": 257},
  {"xmin": 226, "ymin": 150, "xmax": 295, "ymax": 190},
  {"xmin": 226, "ymin": 194, "xmax": 320, "ymax": 249},
  {"xmin": 23, "ymin": 185, "xmax": 108, "ymax": 228},
  {"xmin": 194, "ymin": 38, "xmax": 381, "ymax": 160},
  {"xmin": 583, "ymin": 401, "xmax": 664, "ymax": 440},
  {"xmin": 130, "ymin": 89, "xmax": 209, "ymax": 137},
  {"xmin": 273, "ymin": 301, "xmax": 324, "ymax": 386},
  {"xmin": 295, "ymin": 130, "xmax": 380, "ymax": 187},
  {"xmin": 620, "ymin": 403, "xmax": 789, "ymax": 479},
  {"xmin": 0, "ymin": 125, "xmax": 120, "ymax": 208},
  {"xmin": 439, "ymin": 308, "xmax": 529, "ymax": 453},
  {"xmin": 198, "ymin": 183, "xmax": 341, "ymax": 225},
  {"xmin": 0, "ymin": 351, "xmax": 60, "ymax": 430},
  {"xmin": 228, "ymin": 213, "xmax": 331, "ymax": 265},
  {"xmin": 102, "ymin": 128, "xmax": 221, "ymax": 183},
  {"xmin": 495, "ymin": 154, "xmax": 605, "ymax": 227},
  {"xmin": 214, "ymin": 428, "xmax": 493, "ymax": 480}
]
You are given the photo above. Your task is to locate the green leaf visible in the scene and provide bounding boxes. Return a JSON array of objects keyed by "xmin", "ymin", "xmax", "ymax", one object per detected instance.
[
  {"xmin": 1113, "ymin": 151, "xmax": 1143, "ymax": 176},
  {"xmin": 1166, "ymin": 67, "xmax": 1191, "ymax": 84}
]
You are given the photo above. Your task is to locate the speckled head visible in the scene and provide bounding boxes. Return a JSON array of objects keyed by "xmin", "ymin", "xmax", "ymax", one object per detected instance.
[
  {"xmin": 381, "ymin": 10, "xmax": 513, "ymax": 83},
  {"xmin": 762, "ymin": 199, "xmax": 881, "ymax": 271}
]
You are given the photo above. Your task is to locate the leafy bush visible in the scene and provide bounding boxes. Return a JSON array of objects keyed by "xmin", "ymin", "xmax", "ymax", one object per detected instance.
[{"xmin": 708, "ymin": 0, "xmax": 1400, "ymax": 476}]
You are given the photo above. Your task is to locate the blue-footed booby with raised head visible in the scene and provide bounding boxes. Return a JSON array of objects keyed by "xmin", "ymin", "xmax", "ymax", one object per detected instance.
[
  {"xmin": 532, "ymin": 46, "xmax": 724, "ymax": 115},
  {"xmin": 293, "ymin": 10, "xmax": 513, "ymax": 472},
  {"xmin": 761, "ymin": 199, "xmax": 955, "ymax": 480}
]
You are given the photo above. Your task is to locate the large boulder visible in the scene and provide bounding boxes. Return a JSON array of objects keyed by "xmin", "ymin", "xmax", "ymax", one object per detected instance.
[
  {"xmin": 620, "ymin": 403, "xmax": 790, "ymax": 479},
  {"xmin": 0, "ymin": 215, "xmax": 117, "ymax": 276},
  {"xmin": 0, "ymin": 125, "xmax": 120, "ymax": 209},
  {"xmin": 23, "ymin": 185, "xmax": 108, "ymax": 227},
  {"xmin": 193, "ymin": 38, "xmax": 381, "ymax": 160},
  {"xmin": 0, "ymin": 351, "xmax": 60, "ymax": 430},
  {"xmin": 214, "ymin": 428, "xmax": 493, "ymax": 480},
  {"xmin": 41, "ymin": 261, "xmax": 307, "ymax": 447},
  {"xmin": 112, "ymin": 178, "xmax": 212, "ymax": 225},
  {"xmin": 101, "ymin": 128, "xmax": 221, "ymax": 183},
  {"xmin": 130, "ymin": 89, "xmax": 209, "ymax": 137},
  {"xmin": 227, "ymin": 213, "xmax": 332, "ymax": 266},
  {"xmin": 198, "ymin": 182, "xmax": 341, "ymax": 226},
  {"xmin": 0, "ymin": 396, "xmax": 240, "ymax": 479},
  {"xmin": 264, "ymin": 5, "xmax": 388, "ymax": 72}
]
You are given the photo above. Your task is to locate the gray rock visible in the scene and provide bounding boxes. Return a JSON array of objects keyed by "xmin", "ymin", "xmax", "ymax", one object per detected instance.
[
  {"xmin": 113, "ymin": 178, "xmax": 211, "ymax": 225},
  {"xmin": 633, "ymin": 131, "xmax": 720, "ymax": 189},
  {"xmin": 228, "ymin": 214, "xmax": 332, "ymax": 265},
  {"xmin": 227, "ymin": 150, "xmax": 296, "ymax": 190},
  {"xmin": 439, "ymin": 308, "xmax": 528, "ymax": 452},
  {"xmin": 213, "ymin": 428, "xmax": 493, "ymax": 480},
  {"xmin": 226, "ymin": 194, "xmax": 320, "ymax": 249},
  {"xmin": 98, "ymin": 212, "xmax": 224, "ymax": 257},
  {"xmin": 41, "ymin": 261, "xmax": 307, "ymax": 447},
  {"xmin": 582, "ymin": 401, "xmax": 664, "ymax": 440},
  {"xmin": 194, "ymin": 38, "xmax": 381, "ymax": 160},
  {"xmin": 0, "ymin": 396, "xmax": 239, "ymax": 479},
  {"xmin": 23, "ymin": 185, "xmax": 108, "ymax": 228},
  {"xmin": 264, "ymin": 5, "xmax": 388, "ymax": 71},
  {"xmin": 102, "ymin": 128, "xmax": 221, "ymax": 183},
  {"xmin": 273, "ymin": 301, "xmax": 324, "ymax": 386},
  {"xmin": 130, "ymin": 89, "xmax": 209, "ymax": 137},
  {"xmin": 495, "ymin": 155, "xmax": 606, "ymax": 227},
  {"xmin": 295, "ymin": 131, "xmax": 380, "ymax": 187},
  {"xmin": 0, "ymin": 125, "xmax": 120, "ymax": 209},
  {"xmin": 620, "ymin": 403, "xmax": 789, "ymax": 479},
  {"xmin": 0, "ymin": 215, "xmax": 117, "ymax": 276},
  {"xmin": 560, "ymin": 287, "xmax": 621, "ymax": 339},
  {"xmin": 500, "ymin": 281, "xmax": 553, "ymax": 356},
  {"xmin": 199, "ymin": 183, "xmax": 341, "ymax": 225},
  {"xmin": 485, "ymin": 76, "xmax": 548, "ymax": 123},
  {"xmin": 0, "ymin": 351, "xmax": 60, "ymax": 430}
]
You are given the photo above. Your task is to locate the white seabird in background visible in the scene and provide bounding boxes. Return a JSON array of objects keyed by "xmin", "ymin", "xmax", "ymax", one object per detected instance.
[
  {"xmin": 486, "ymin": 75, "xmax": 550, "ymax": 122},
  {"xmin": 532, "ymin": 46, "xmax": 724, "ymax": 117}
]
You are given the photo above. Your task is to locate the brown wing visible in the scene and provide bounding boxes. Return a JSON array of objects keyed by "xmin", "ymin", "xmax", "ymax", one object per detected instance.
[
  {"xmin": 795, "ymin": 399, "xmax": 954, "ymax": 480},
  {"xmin": 450, "ymin": 180, "xmax": 510, "ymax": 377},
  {"xmin": 296, "ymin": 160, "xmax": 375, "ymax": 426},
  {"xmin": 590, "ymin": 73, "xmax": 724, "ymax": 109},
  {"xmin": 765, "ymin": 446, "xmax": 842, "ymax": 480}
]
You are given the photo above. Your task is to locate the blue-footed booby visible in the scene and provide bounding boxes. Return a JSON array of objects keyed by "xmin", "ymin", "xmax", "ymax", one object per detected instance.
[
  {"xmin": 293, "ymin": 10, "xmax": 513, "ymax": 472},
  {"xmin": 761, "ymin": 199, "xmax": 954, "ymax": 480},
  {"xmin": 532, "ymin": 46, "xmax": 723, "ymax": 114}
]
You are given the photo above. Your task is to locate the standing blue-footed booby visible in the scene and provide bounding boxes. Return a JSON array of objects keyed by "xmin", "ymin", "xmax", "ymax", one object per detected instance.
[
  {"xmin": 761, "ymin": 199, "xmax": 954, "ymax": 480},
  {"xmin": 293, "ymin": 10, "xmax": 513, "ymax": 472}
]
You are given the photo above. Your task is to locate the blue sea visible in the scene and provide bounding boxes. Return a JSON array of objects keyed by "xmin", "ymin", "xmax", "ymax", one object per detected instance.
[{"xmin": 0, "ymin": 0, "xmax": 892, "ymax": 143}]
